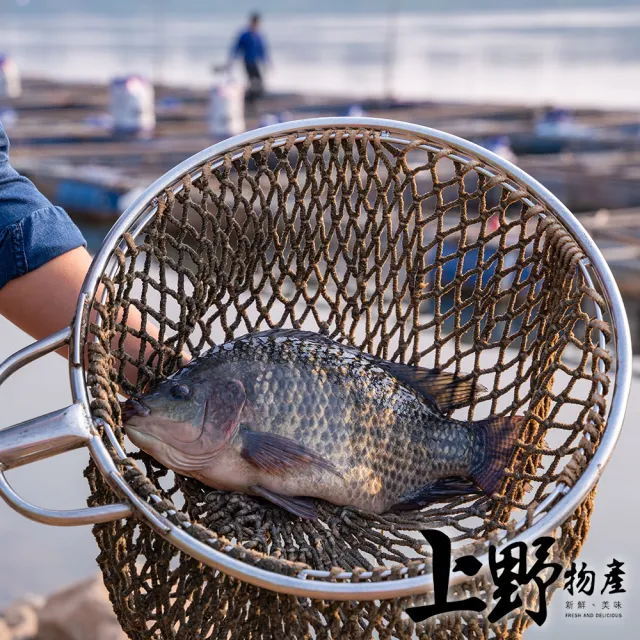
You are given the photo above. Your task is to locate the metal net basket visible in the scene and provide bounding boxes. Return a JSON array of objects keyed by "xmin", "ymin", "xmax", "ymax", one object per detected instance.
[{"xmin": 27, "ymin": 120, "xmax": 629, "ymax": 639}]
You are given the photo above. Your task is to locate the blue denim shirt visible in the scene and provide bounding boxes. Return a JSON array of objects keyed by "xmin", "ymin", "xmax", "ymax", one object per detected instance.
[{"xmin": 0, "ymin": 121, "xmax": 85, "ymax": 289}]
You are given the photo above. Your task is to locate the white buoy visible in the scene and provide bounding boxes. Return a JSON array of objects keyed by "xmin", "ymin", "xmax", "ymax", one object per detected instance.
[
  {"xmin": 535, "ymin": 108, "xmax": 591, "ymax": 139},
  {"xmin": 0, "ymin": 56, "xmax": 22, "ymax": 99},
  {"xmin": 484, "ymin": 136, "xmax": 517, "ymax": 165},
  {"xmin": 258, "ymin": 113, "xmax": 279, "ymax": 128},
  {"xmin": 209, "ymin": 73, "xmax": 245, "ymax": 139},
  {"xmin": 346, "ymin": 105, "xmax": 365, "ymax": 117},
  {"xmin": 109, "ymin": 75, "xmax": 155, "ymax": 135}
]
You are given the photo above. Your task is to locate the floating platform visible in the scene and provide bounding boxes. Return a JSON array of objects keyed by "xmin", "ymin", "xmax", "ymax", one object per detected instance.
[
  {"xmin": 5, "ymin": 78, "xmax": 639, "ymax": 220},
  {"xmin": 3, "ymin": 77, "xmax": 640, "ymax": 300}
]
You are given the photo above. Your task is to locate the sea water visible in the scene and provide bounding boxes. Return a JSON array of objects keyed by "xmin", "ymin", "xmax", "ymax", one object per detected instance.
[{"xmin": 2, "ymin": 0, "xmax": 640, "ymax": 109}]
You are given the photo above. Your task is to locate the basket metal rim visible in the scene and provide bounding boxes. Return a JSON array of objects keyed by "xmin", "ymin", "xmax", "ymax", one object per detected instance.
[{"xmin": 70, "ymin": 117, "xmax": 632, "ymax": 600}]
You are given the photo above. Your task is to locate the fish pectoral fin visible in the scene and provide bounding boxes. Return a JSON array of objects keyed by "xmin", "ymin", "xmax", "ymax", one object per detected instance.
[
  {"xmin": 240, "ymin": 429, "xmax": 340, "ymax": 477},
  {"xmin": 379, "ymin": 362, "xmax": 487, "ymax": 413},
  {"xmin": 250, "ymin": 485, "xmax": 318, "ymax": 520},
  {"xmin": 389, "ymin": 477, "xmax": 481, "ymax": 512}
]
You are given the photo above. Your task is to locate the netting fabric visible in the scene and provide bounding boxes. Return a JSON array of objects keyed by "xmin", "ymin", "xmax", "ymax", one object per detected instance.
[{"xmin": 83, "ymin": 126, "xmax": 611, "ymax": 639}]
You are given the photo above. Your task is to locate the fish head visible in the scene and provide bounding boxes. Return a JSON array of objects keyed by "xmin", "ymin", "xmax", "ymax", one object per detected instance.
[{"xmin": 122, "ymin": 373, "xmax": 246, "ymax": 472}]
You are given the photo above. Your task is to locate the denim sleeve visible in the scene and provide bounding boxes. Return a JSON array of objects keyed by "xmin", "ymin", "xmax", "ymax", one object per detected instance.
[{"xmin": 0, "ymin": 121, "xmax": 86, "ymax": 290}]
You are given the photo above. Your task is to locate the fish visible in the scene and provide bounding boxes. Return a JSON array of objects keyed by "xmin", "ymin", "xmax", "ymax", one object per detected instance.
[{"xmin": 122, "ymin": 329, "xmax": 523, "ymax": 520}]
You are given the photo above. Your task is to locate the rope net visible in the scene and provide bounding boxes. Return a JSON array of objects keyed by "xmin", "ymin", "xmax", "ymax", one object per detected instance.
[{"xmin": 83, "ymin": 126, "xmax": 612, "ymax": 639}]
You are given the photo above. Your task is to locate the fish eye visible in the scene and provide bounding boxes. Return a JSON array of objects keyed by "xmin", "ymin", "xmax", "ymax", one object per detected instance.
[{"xmin": 170, "ymin": 384, "xmax": 191, "ymax": 400}]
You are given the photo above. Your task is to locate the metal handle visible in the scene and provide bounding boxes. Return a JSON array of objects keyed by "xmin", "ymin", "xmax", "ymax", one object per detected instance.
[
  {"xmin": 0, "ymin": 327, "xmax": 133, "ymax": 526},
  {"xmin": 0, "ymin": 403, "xmax": 93, "ymax": 471}
]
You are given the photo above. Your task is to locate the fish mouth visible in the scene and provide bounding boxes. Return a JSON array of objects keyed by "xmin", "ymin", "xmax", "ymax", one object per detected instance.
[
  {"xmin": 124, "ymin": 401, "xmax": 208, "ymax": 446},
  {"xmin": 121, "ymin": 397, "xmax": 151, "ymax": 422}
]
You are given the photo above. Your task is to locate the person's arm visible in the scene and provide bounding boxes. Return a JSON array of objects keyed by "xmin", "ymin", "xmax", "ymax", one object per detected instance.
[
  {"xmin": 0, "ymin": 246, "xmax": 170, "ymax": 386},
  {"xmin": 0, "ymin": 245, "xmax": 91, "ymax": 343},
  {"xmin": 0, "ymin": 122, "xmax": 162, "ymax": 383},
  {"xmin": 0, "ymin": 120, "xmax": 87, "ymax": 339}
]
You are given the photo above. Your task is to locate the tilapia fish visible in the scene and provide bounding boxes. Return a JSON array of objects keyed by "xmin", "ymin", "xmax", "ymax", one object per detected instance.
[{"xmin": 122, "ymin": 329, "xmax": 522, "ymax": 519}]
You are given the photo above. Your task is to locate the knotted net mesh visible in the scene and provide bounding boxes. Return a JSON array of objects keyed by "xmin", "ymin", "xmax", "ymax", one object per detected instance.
[{"xmin": 83, "ymin": 125, "xmax": 612, "ymax": 639}]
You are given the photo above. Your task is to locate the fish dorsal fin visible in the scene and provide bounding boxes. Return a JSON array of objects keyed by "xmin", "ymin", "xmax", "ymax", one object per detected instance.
[
  {"xmin": 249, "ymin": 328, "xmax": 342, "ymax": 346},
  {"xmin": 379, "ymin": 362, "xmax": 487, "ymax": 413}
]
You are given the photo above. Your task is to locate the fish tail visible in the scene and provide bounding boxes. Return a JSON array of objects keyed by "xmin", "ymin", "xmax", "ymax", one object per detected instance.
[{"xmin": 470, "ymin": 415, "xmax": 524, "ymax": 497}]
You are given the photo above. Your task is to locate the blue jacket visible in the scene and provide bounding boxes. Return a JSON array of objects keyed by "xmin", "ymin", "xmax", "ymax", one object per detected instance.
[
  {"xmin": 0, "ymin": 121, "xmax": 85, "ymax": 289},
  {"xmin": 231, "ymin": 29, "xmax": 268, "ymax": 65}
]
